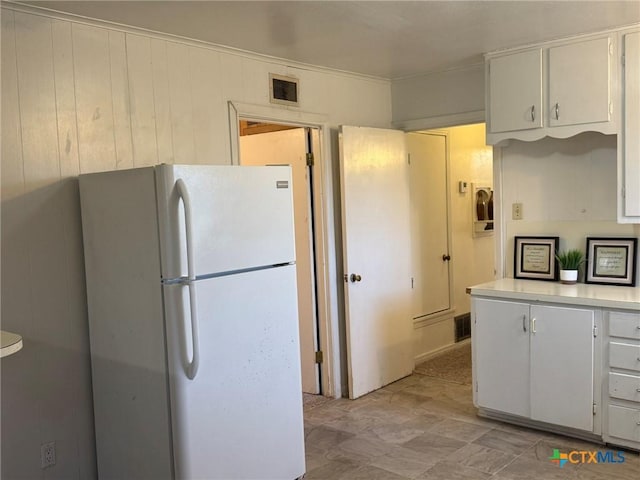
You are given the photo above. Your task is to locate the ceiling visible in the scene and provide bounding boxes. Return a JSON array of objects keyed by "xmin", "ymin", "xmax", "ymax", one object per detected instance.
[{"xmin": 18, "ymin": 1, "xmax": 640, "ymax": 79}]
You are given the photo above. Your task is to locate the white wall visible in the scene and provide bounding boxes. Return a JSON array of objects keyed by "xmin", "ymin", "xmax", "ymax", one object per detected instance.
[
  {"xmin": 449, "ymin": 124, "xmax": 495, "ymax": 314},
  {"xmin": 500, "ymin": 133, "xmax": 640, "ymax": 279},
  {"xmin": 391, "ymin": 64, "xmax": 485, "ymax": 129},
  {"xmin": 0, "ymin": 7, "xmax": 391, "ymax": 478}
]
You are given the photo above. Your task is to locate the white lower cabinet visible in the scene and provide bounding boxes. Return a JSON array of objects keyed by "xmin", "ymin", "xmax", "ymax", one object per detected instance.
[
  {"xmin": 473, "ymin": 298, "xmax": 596, "ymax": 433},
  {"xmin": 604, "ymin": 310, "xmax": 640, "ymax": 449}
]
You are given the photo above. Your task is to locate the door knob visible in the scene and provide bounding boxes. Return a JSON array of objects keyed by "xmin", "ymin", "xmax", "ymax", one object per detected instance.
[
  {"xmin": 350, "ymin": 273, "xmax": 362, "ymax": 283},
  {"xmin": 442, "ymin": 254, "xmax": 451, "ymax": 261}
]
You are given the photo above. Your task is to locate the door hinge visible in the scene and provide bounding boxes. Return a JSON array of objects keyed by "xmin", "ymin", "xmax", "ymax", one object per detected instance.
[
  {"xmin": 475, "ymin": 381, "xmax": 478, "ymax": 393},
  {"xmin": 407, "ymin": 153, "xmax": 411, "ymax": 165},
  {"xmin": 622, "ymin": 54, "xmax": 626, "ymax": 67},
  {"xmin": 622, "ymin": 186, "xmax": 626, "ymax": 199},
  {"xmin": 315, "ymin": 351, "xmax": 323, "ymax": 364},
  {"xmin": 593, "ymin": 403, "xmax": 597, "ymax": 415},
  {"xmin": 306, "ymin": 152, "xmax": 315, "ymax": 167},
  {"xmin": 411, "ymin": 277, "xmax": 414, "ymax": 289},
  {"xmin": 593, "ymin": 325, "xmax": 598, "ymax": 338}
]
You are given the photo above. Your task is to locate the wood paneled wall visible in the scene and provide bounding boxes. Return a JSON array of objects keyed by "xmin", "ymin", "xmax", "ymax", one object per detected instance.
[{"xmin": 0, "ymin": 7, "xmax": 391, "ymax": 478}]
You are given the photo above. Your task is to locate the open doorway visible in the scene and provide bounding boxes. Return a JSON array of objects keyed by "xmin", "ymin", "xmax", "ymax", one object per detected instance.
[
  {"xmin": 410, "ymin": 123, "xmax": 494, "ymax": 385},
  {"xmin": 238, "ymin": 121, "xmax": 323, "ymax": 396}
]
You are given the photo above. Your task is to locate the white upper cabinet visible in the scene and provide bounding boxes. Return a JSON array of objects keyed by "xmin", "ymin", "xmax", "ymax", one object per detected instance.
[
  {"xmin": 621, "ymin": 29, "xmax": 640, "ymax": 221},
  {"xmin": 548, "ymin": 37, "xmax": 612, "ymax": 127},
  {"xmin": 488, "ymin": 49, "xmax": 543, "ymax": 133},
  {"xmin": 486, "ymin": 33, "xmax": 617, "ymax": 145}
]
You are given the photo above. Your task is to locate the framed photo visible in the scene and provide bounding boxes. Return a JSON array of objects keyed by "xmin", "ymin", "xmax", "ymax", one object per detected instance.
[
  {"xmin": 586, "ymin": 237, "xmax": 637, "ymax": 286},
  {"xmin": 514, "ymin": 236, "xmax": 559, "ymax": 281}
]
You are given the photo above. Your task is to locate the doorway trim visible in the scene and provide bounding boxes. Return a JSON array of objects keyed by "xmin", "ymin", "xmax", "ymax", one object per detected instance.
[{"xmin": 228, "ymin": 101, "xmax": 340, "ymax": 398}]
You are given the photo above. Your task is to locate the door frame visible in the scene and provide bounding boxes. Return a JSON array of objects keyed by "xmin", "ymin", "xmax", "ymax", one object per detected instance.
[{"xmin": 228, "ymin": 101, "xmax": 340, "ymax": 398}]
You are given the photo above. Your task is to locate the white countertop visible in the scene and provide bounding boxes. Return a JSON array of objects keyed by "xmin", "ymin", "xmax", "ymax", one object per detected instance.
[
  {"xmin": 1, "ymin": 330, "xmax": 23, "ymax": 358},
  {"xmin": 469, "ymin": 278, "xmax": 640, "ymax": 310}
]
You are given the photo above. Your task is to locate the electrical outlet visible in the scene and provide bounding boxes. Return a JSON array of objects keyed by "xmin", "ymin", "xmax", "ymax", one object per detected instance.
[
  {"xmin": 41, "ymin": 442, "xmax": 56, "ymax": 469},
  {"xmin": 512, "ymin": 202, "xmax": 523, "ymax": 220}
]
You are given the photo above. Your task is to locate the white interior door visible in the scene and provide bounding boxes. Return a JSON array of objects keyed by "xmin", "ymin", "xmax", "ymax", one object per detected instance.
[
  {"xmin": 239, "ymin": 128, "xmax": 320, "ymax": 394},
  {"xmin": 407, "ymin": 132, "xmax": 451, "ymax": 318},
  {"xmin": 340, "ymin": 125, "xmax": 414, "ymax": 399}
]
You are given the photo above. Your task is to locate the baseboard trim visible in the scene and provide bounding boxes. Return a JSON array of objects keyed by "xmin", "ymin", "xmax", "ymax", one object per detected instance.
[{"xmin": 414, "ymin": 338, "xmax": 470, "ymax": 365}]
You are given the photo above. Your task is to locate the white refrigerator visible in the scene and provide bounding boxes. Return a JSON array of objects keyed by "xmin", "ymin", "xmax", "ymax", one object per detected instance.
[{"xmin": 79, "ymin": 164, "xmax": 306, "ymax": 480}]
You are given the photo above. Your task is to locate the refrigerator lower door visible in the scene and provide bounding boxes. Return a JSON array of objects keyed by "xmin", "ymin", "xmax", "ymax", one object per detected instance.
[{"xmin": 163, "ymin": 264, "xmax": 305, "ymax": 479}]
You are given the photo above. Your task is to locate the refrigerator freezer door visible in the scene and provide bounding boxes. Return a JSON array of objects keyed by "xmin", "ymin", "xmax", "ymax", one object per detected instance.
[
  {"xmin": 156, "ymin": 165, "xmax": 296, "ymax": 280},
  {"xmin": 163, "ymin": 265, "xmax": 305, "ymax": 479}
]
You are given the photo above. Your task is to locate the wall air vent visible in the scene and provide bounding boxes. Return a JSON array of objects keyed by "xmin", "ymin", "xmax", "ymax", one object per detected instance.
[{"xmin": 269, "ymin": 74, "xmax": 299, "ymax": 107}]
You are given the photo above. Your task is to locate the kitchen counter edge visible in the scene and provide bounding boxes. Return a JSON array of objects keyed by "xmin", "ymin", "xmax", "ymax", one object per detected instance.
[{"xmin": 468, "ymin": 278, "xmax": 640, "ymax": 311}]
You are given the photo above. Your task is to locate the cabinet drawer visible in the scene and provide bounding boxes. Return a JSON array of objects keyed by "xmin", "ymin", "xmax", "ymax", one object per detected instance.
[
  {"xmin": 609, "ymin": 372, "xmax": 640, "ymax": 402},
  {"xmin": 610, "ymin": 342, "xmax": 640, "ymax": 372},
  {"xmin": 610, "ymin": 311, "xmax": 640, "ymax": 339},
  {"xmin": 608, "ymin": 405, "xmax": 640, "ymax": 442}
]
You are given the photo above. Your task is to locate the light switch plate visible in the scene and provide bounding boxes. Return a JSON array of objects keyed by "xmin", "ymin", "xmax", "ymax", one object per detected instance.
[{"xmin": 512, "ymin": 203, "xmax": 523, "ymax": 220}]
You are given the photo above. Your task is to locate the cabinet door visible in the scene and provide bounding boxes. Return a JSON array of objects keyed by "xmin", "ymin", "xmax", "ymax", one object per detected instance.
[
  {"xmin": 548, "ymin": 37, "xmax": 611, "ymax": 127},
  {"xmin": 474, "ymin": 298, "xmax": 529, "ymax": 417},
  {"xmin": 530, "ymin": 305, "xmax": 594, "ymax": 431},
  {"xmin": 488, "ymin": 49, "xmax": 543, "ymax": 133},
  {"xmin": 623, "ymin": 31, "xmax": 640, "ymax": 217}
]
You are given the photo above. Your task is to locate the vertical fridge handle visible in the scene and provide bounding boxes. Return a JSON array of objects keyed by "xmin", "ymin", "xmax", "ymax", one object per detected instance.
[{"xmin": 176, "ymin": 179, "xmax": 200, "ymax": 379}]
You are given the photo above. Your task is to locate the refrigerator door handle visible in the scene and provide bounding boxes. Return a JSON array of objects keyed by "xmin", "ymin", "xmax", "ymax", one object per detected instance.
[
  {"xmin": 176, "ymin": 179, "xmax": 200, "ymax": 379},
  {"xmin": 186, "ymin": 282, "xmax": 200, "ymax": 379}
]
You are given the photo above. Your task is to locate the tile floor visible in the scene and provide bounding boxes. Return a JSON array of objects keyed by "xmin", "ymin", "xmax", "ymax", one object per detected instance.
[{"xmin": 303, "ymin": 373, "xmax": 639, "ymax": 479}]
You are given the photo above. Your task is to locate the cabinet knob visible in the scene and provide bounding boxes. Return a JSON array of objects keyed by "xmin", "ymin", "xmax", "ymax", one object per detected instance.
[
  {"xmin": 349, "ymin": 273, "xmax": 362, "ymax": 283},
  {"xmin": 442, "ymin": 254, "xmax": 451, "ymax": 262},
  {"xmin": 554, "ymin": 102, "xmax": 560, "ymax": 120}
]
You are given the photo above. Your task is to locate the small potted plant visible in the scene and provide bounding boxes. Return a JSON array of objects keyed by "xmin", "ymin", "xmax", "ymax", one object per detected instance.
[{"xmin": 556, "ymin": 249, "xmax": 585, "ymax": 284}]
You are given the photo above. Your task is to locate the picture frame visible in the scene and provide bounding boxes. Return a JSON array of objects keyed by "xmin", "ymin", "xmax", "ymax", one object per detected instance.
[
  {"xmin": 514, "ymin": 236, "xmax": 559, "ymax": 281},
  {"xmin": 585, "ymin": 237, "xmax": 637, "ymax": 286}
]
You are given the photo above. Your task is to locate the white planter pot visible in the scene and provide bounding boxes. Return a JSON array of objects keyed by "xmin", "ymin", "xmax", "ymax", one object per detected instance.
[{"xmin": 560, "ymin": 269, "xmax": 578, "ymax": 284}]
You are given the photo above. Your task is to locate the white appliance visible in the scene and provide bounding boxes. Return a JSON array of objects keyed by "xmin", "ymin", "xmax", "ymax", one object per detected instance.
[{"xmin": 79, "ymin": 164, "xmax": 306, "ymax": 480}]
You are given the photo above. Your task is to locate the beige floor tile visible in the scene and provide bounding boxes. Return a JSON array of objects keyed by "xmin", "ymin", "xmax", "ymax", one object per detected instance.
[
  {"xmin": 401, "ymin": 431, "xmax": 467, "ymax": 459},
  {"xmin": 345, "ymin": 464, "xmax": 411, "ymax": 480},
  {"xmin": 417, "ymin": 460, "xmax": 493, "ymax": 479},
  {"xmin": 326, "ymin": 434, "xmax": 395, "ymax": 464},
  {"xmin": 472, "ymin": 428, "xmax": 538, "ymax": 455},
  {"xmin": 303, "ymin": 370, "xmax": 640, "ymax": 479},
  {"xmin": 445, "ymin": 443, "xmax": 517, "ymax": 474},
  {"xmin": 493, "ymin": 456, "xmax": 581, "ymax": 480},
  {"xmin": 369, "ymin": 445, "xmax": 438, "ymax": 479},
  {"xmin": 303, "ymin": 458, "xmax": 362, "ymax": 480},
  {"xmin": 363, "ymin": 420, "xmax": 428, "ymax": 444},
  {"xmin": 304, "ymin": 425, "xmax": 356, "ymax": 452},
  {"xmin": 425, "ymin": 417, "xmax": 493, "ymax": 442}
]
